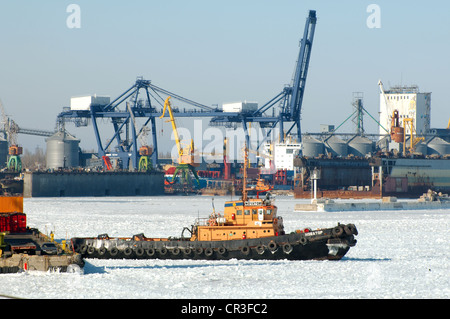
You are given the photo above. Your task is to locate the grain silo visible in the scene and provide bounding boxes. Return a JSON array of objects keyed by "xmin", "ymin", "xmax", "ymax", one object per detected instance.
[
  {"xmin": 302, "ymin": 136, "xmax": 324, "ymax": 157},
  {"xmin": 324, "ymin": 135, "xmax": 348, "ymax": 157},
  {"xmin": 45, "ymin": 131, "xmax": 80, "ymax": 169},
  {"xmin": 413, "ymin": 141, "xmax": 427, "ymax": 155},
  {"xmin": 348, "ymin": 136, "xmax": 374, "ymax": 157},
  {"xmin": 427, "ymin": 137, "xmax": 450, "ymax": 156},
  {"xmin": 0, "ymin": 137, "xmax": 8, "ymax": 168}
]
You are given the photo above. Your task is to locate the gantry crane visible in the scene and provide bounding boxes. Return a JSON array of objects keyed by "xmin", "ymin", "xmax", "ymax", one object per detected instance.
[
  {"xmin": 403, "ymin": 118, "xmax": 425, "ymax": 154},
  {"xmin": 0, "ymin": 99, "xmax": 22, "ymax": 171},
  {"xmin": 56, "ymin": 10, "xmax": 318, "ymax": 168},
  {"xmin": 57, "ymin": 77, "xmax": 219, "ymax": 170},
  {"xmin": 160, "ymin": 97, "xmax": 200, "ymax": 187},
  {"xmin": 209, "ymin": 10, "xmax": 317, "ymax": 150}
]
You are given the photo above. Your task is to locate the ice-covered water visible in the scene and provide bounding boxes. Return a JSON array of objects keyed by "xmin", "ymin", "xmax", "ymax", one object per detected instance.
[{"xmin": 0, "ymin": 195, "xmax": 449, "ymax": 299}]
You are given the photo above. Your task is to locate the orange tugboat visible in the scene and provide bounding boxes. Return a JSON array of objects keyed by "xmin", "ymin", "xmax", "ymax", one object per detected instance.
[{"xmin": 71, "ymin": 148, "xmax": 358, "ymax": 261}]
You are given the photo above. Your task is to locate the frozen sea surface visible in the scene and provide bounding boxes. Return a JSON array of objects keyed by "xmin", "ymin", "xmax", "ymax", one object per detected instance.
[{"xmin": 0, "ymin": 196, "xmax": 449, "ymax": 299}]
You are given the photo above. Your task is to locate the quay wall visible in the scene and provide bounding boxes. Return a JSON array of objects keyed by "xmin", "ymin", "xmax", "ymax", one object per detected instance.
[
  {"xmin": 294, "ymin": 200, "xmax": 450, "ymax": 212},
  {"xmin": 23, "ymin": 171, "xmax": 165, "ymax": 197}
]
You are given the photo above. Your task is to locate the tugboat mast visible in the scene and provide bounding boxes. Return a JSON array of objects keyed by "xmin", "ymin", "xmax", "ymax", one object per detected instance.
[{"xmin": 242, "ymin": 145, "xmax": 248, "ymax": 202}]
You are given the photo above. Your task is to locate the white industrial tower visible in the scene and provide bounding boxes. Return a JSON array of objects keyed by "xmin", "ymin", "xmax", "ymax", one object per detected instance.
[{"xmin": 378, "ymin": 81, "xmax": 431, "ymax": 137}]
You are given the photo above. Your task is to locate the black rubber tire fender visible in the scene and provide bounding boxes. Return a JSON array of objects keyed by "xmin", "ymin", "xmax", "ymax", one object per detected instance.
[
  {"xmin": 172, "ymin": 248, "xmax": 181, "ymax": 256},
  {"xmin": 240, "ymin": 246, "xmax": 251, "ymax": 256},
  {"xmin": 145, "ymin": 248, "xmax": 155, "ymax": 257},
  {"xmin": 79, "ymin": 244, "xmax": 88, "ymax": 254},
  {"xmin": 98, "ymin": 246, "xmax": 107, "ymax": 256},
  {"xmin": 183, "ymin": 248, "xmax": 192, "ymax": 256},
  {"xmin": 256, "ymin": 245, "xmax": 265, "ymax": 255},
  {"xmin": 332, "ymin": 226, "xmax": 344, "ymax": 237},
  {"xmin": 159, "ymin": 247, "xmax": 168, "ymax": 256},
  {"xmin": 268, "ymin": 240, "xmax": 277, "ymax": 252},
  {"xmin": 109, "ymin": 247, "xmax": 119, "ymax": 257},
  {"xmin": 205, "ymin": 247, "xmax": 214, "ymax": 257},
  {"xmin": 195, "ymin": 247, "xmax": 203, "ymax": 255},
  {"xmin": 299, "ymin": 236, "xmax": 308, "ymax": 245},
  {"xmin": 282, "ymin": 243, "xmax": 293, "ymax": 254},
  {"xmin": 87, "ymin": 246, "xmax": 96, "ymax": 255},
  {"xmin": 217, "ymin": 247, "xmax": 227, "ymax": 255},
  {"xmin": 135, "ymin": 247, "xmax": 144, "ymax": 257},
  {"xmin": 124, "ymin": 247, "xmax": 134, "ymax": 257},
  {"xmin": 344, "ymin": 224, "xmax": 358, "ymax": 235}
]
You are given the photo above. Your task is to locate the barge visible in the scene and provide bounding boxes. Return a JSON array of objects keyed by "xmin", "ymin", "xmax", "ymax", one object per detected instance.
[
  {"xmin": 0, "ymin": 196, "xmax": 84, "ymax": 273},
  {"xmin": 294, "ymin": 155, "xmax": 450, "ymax": 199}
]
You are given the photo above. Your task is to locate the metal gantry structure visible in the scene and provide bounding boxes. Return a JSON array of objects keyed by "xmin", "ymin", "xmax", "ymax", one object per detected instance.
[
  {"xmin": 56, "ymin": 10, "xmax": 317, "ymax": 169},
  {"xmin": 210, "ymin": 10, "xmax": 317, "ymax": 147}
]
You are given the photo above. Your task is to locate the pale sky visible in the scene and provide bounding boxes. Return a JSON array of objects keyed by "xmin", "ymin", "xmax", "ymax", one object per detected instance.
[{"xmin": 1, "ymin": 0, "xmax": 449, "ymax": 153}]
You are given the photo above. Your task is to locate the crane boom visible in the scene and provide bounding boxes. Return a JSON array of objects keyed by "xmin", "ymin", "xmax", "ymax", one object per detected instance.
[
  {"xmin": 288, "ymin": 10, "xmax": 317, "ymax": 142},
  {"xmin": 160, "ymin": 96, "xmax": 182, "ymax": 158}
]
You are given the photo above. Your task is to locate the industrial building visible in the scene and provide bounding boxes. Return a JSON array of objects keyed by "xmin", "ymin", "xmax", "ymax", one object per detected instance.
[{"xmin": 379, "ymin": 82, "xmax": 431, "ymax": 137}]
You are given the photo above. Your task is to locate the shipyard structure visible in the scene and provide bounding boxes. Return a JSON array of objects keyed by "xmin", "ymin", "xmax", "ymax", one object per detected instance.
[
  {"xmin": 1, "ymin": 82, "xmax": 449, "ymax": 198},
  {"xmin": 0, "ymin": 9, "xmax": 448, "ymax": 199},
  {"xmin": 196, "ymin": 83, "xmax": 450, "ymax": 199},
  {"xmin": 292, "ymin": 83, "xmax": 450, "ymax": 199}
]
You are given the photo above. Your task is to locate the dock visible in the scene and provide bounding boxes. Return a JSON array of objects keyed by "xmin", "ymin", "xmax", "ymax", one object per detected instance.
[
  {"xmin": 294, "ymin": 191, "xmax": 450, "ymax": 212},
  {"xmin": 23, "ymin": 171, "xmax": 165, "ymax": 197}
]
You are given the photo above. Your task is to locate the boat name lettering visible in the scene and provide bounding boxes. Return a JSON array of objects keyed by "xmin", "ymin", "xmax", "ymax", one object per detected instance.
[
  {"xmin": 244, "ymin": 201, "xmax": 261, "ymax": 206},
  {"xmin": 305, "ymin": 230, "xmax": 323, "ymax": 237}
]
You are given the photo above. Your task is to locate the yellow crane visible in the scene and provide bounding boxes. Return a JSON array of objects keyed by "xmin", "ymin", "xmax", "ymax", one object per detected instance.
[
  {"xmin": 403, "ymin": 118, "xmax": 424, "ymax": 154},
  {"xmin": 159, "ymin": 97, "xmax": 199, "ymax": 187}
]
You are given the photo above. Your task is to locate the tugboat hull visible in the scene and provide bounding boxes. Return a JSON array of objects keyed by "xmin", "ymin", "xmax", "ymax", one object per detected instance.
[{"xmin": 71, "ymin": 223, "xmax": 357, "ymax": 261}]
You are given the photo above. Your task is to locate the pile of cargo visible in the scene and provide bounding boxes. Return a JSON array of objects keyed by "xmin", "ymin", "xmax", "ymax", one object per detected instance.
[
  {"xmin": 418, "ymin": 189, "xmax": 450, "ymax": 202},
  {"xmin": 0, "ymin": 212, "xmax": 26, "ymax": 233},
  {"xmin": 0, "ymin": 197, "xmax": 24, "ymax": 233},
  {"xmin": 1, "ymin": 196, "xmax": 84, "ymax": 273}
]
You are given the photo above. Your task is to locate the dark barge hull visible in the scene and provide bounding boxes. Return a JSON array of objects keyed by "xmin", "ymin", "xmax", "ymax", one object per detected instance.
[{"xmin": 70, "ymin": 223, "xmax": 357, "ymax": 261}]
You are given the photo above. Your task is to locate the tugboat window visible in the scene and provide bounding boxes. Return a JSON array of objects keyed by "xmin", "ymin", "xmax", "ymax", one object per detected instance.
[
  {"xmin": 237, "ymin": 210, "xmax": 242, "ymax": 215},
  {"xmin": 244, "ymin": 209, "xmax": 250, "ymax": 215}
]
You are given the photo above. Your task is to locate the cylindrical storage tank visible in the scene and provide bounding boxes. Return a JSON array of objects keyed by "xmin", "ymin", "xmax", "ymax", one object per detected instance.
[
  {"xmin": 324, "ymin": 135, "xmax": 348, "ymax": 157},
  {"xmin": 427, "ymin": 137, "xmax": 450, "ymax": 156},
  {"xmin": 0, "ymin": 137, "xmax": 9, "ymax": 168},
  {"xmin": 414, "ymin": 142, "xmax": 427, "ymax": 155},
  {"xmin": 0, "ymin": 137, "xmax": 8, "ymax": 168},
  {"xmin": 302, "ymin": 136, "xmax": 324, "ymax": 157},
  {"xmin": 45, "ymin": 131, "xmax": 80, "ymax": 169},
  {"xmin": 348, "ymin": 136, "xmax": 374, "ymax": 157}
]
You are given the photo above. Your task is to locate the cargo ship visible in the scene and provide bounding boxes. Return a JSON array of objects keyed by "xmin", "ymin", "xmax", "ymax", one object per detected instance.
[
  {"xmin": 293, "ymin": 155, "xmax": 450, "ymax": 199},
  {"xmin": 70, "ymin": 148, "xmax": 358, "ymax": 261}
]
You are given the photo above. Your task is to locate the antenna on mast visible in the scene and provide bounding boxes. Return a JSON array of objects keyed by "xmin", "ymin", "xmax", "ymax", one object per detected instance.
[{"xmin": 242, "ymin": 144, "xmax": 248, "ymax": 202}]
